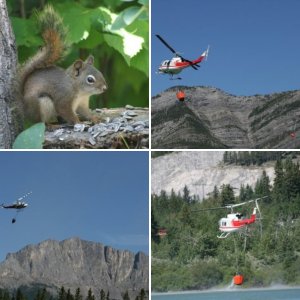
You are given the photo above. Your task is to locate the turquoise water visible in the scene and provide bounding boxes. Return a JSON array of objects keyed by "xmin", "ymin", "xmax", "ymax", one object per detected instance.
[{"xmin": 152, "ymin": 288, "xmax": 300, "ymax": 300}]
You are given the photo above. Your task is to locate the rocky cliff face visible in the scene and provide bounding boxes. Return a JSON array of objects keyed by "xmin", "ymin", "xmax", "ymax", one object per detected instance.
[
  {"xmin": 151, "ymin": 152, "xmax": 275, "ymax": 199},
  {"xmin": 152, "ymin": 86, "xmax": 300, "ymax": 149},
  {"xmin": 0, "ymin": 238, "xmax": 149, "ymax": 299}
]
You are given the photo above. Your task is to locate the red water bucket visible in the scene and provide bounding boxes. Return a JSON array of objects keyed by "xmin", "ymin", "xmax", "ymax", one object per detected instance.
[
  {"xmin": 233, "ymin": 274, "xmax": 244, "ymax": 285},
  {"xmin": 176, "ymin": 91, "xmax": 185, "ymax": 102}
]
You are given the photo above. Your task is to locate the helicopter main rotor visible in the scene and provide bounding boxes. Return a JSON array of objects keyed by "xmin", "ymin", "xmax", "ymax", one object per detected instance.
[{"xmin": 155, "ymin": 34, "xmax": 199, "ymax": 70}]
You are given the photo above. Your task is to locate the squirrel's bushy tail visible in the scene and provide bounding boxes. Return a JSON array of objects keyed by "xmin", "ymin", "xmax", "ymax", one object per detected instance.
[{"xmin": 18, "ymin": 5, "xmax": 69, "ymax": 93}]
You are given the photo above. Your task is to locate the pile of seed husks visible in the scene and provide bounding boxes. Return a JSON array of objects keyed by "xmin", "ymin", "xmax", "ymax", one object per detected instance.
[{"xmin": 45, "ymin": 106, "xmax": 149, "ymax": 148}]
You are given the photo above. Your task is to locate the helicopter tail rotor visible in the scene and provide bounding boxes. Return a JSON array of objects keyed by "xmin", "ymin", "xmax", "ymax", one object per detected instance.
[{"xmin": 205, "ymin": 45, "xmax": 210, "ymax": 61}]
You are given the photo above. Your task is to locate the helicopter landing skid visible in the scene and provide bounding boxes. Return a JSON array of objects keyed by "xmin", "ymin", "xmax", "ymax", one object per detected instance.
[
  {"xmin": 217, "ymin": 232, "xmax": 231, "ymax": 239},
  {"xmin": 170, "ymin": 77, "xmax": 182, "ymax": 80}
]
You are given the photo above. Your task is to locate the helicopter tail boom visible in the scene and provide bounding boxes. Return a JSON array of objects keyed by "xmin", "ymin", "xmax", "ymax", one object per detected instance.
[{"xmin": 193, "ymin": 46, "xmax": 210, "ymax": 64}]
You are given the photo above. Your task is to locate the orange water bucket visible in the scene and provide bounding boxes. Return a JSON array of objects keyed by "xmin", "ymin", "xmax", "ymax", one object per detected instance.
[
  {"xmin": 233, "ymin": 274, "xmax": 244, "ymax": 285},
  {"xmin": 176, "ymin": 91, "xmax": 185, "ymax": 101}
]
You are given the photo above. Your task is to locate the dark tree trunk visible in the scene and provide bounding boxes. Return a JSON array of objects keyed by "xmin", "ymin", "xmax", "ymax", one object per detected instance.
[{"xmin": 0, "ymin": 0, "xmax": 22, "ymax": 148}]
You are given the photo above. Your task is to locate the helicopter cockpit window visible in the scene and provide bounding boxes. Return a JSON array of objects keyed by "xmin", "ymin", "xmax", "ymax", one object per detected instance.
[
  {"xmin": 222, "ymin": 221, "xmax": 226, "ymax": 226},
  {"xmin": 236, "ymin": 213, "xmax": 244, "ymax": 219},
  {"xmin": 162, "ymin": 60, "xmax": 169, "ymax": 66}
]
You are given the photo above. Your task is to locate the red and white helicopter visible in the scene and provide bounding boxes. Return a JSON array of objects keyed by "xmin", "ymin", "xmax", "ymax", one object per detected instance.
[
  {"xmin": 197, "ymin": 196, "xmax": 267, "ymax": 239},
  {"xmin": 156, "ymin": 34, "xmax": 209, "ymax": 80}
]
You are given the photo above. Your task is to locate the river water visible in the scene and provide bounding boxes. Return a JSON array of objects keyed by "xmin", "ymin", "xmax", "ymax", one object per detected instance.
[{"xmin": 151, "ymin": 288, "xmax": 300, "ymax": 300}]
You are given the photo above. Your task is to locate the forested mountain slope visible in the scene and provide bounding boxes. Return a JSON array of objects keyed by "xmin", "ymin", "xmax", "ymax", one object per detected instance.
[
  {"xmin": 152, "ymin": 155, "xmax": 300, "ymax": 292},
  {"xmin": 152, "ymin": 86, "xmax": 300, "ymax": 149}
]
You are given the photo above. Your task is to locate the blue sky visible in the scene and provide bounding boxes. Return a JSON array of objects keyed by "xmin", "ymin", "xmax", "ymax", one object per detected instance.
[
  {"xmin": 0, "ymin": 152, "xmax": 149, "ymax": 261},
  {"xmin": 151, "ymin": 0, "xmax": 300, "ymax": 96}
]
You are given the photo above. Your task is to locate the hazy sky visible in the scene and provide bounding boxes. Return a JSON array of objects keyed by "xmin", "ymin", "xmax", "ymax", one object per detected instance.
[
  {"xmin": 0, "ymin": 151, "xmax": 149, "ymax": 261},
  {"xmin": 151, "ymin": 0, "xmax": 300, "ymax": 96}
]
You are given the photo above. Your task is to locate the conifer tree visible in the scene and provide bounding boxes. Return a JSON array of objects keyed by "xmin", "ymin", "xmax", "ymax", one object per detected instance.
[
  {"xmin": 255, "ymin": 170, "xmax": 271, "ymax": 199},
  {"xmin": 15, "ymin": 289, "xmax": 25, "ymax": 300},
  {"xmin": 139, "ymin": 289, "xmax": 146, "ymax": 300},
  {"xmin": 85, "ymin": 289, "xmax": 94, "ymax": 300},
  {"xmin": 34, "ymin": 288, "xmax": 48, "ymax": 300},
  {"xmin": 2, "ymin": 290, "xmax": 10, "ymax": 300},
  {"xmin": 122, "ymin": 291, "xmax": 130, "ymax": 300},
  {"xmin": 100, "ymin": 290, "xmax": 105, "ymax": 300},
  {"xmin": 220, "ymin": 184, "xmax": 234, "ymax": 206},
  {"xmin": 58, "ymin": 287, "xmax": 66, "ymax": 300},
  {"xmin": 105, "ymin": 291, "xmax": 110, "ymax": 300},
  {"xmin": 151, "ymin": 210, "xmax": 160, "ymax": 243},
  {"xmin": 183, "ymin": 185, "xmax": 191, "ymax": 204},
  {"xmin": 273, "ymin": 160, "xmax": 285, "ymax": 201},
  {"xmin": 66, "ymin": 289, "xmax": 74, "ymax": 300},
  {"xmin": 74, "ymin": 288, "xmax": 82, "ymax": 300},
  {"xmin": 212, "ymin": 186, "xmax": 219, "ymax": 199}
]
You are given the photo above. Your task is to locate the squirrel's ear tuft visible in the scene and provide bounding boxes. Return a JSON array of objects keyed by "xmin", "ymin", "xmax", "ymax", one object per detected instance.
[
  {"xmin": 86, "ymin": 55, "xmax": 94, "ymax": 65},
  {"xmin": 73, "ymin": 60, "xmax": 84, "ymax": 76}
]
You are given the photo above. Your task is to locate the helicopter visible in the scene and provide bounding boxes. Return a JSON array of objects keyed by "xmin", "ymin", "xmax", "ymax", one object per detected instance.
[
  {"xmin": 195, "ymin": 196, "xmax": 267, "ymax": 239},
  {"xmin": 155, "ymin": 34, "xmax": 209, "ymax": 80},
  {"xmin": 1, "ymin": 191, "xmax": 31, "ymax": 223}
]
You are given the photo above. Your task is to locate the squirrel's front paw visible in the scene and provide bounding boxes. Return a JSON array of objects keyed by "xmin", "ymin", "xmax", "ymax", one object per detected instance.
[{"xmin": 90, "ymin": 114, "xmax": 102, "ymax": 124}]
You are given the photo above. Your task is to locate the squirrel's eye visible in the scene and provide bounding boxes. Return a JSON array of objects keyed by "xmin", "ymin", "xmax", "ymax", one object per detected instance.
[{"xmin": 86, "ymin": 75, "xmax": 96, "ymax": 84}]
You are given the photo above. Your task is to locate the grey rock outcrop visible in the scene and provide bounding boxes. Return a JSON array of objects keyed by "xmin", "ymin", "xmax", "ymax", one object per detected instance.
[
  {"xmin": 151, "ymin": 152, "xmax": 275, "ymax": 199},
  {"xmin": 0, "ymin": 237, "xmax": 149, "ymax": 299},
  {"xmin": 152, "ymin": 86, "xmax": 300, "ymax": 149}
]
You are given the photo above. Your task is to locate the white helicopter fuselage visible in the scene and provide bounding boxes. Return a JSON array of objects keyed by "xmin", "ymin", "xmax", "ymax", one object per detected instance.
[
  {"xmin": 219, "ymin": 208, "xmax": 257, "ymax": 233},
  {"xmin": 219, "ymin": 213, "xmax": 244, "ymax": 233},
  {"xmin": 158, "ymin": 57, "xmax": 189, "ymax": 75}
]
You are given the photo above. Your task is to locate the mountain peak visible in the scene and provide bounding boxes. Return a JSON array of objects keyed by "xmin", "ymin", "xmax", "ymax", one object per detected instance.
[{"xmin": 0, "ymin": 238, "xmax": 148, "ymax": 300}]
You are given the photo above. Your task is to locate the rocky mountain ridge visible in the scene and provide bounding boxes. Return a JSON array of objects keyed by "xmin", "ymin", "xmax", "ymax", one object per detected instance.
[
  {"xmin": 152, "ymin": 86, "xmax": 300, "ymax": 149},
  {"xmin": 151, "ymin": 152, "xmax": 276, "ymax": 198},
  {"xmin": 0, "ymin": 237, "xmax": 149, "ymax": 300}
]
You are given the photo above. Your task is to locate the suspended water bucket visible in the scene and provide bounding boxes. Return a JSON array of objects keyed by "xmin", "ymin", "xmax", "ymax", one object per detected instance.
[
  {"xmin": 233, "ymin": 274, "xmax": 244, "ymax": 285},
  {"xmin": 176, "ymin": 90, "xmax": 185, "ymax": 102}
]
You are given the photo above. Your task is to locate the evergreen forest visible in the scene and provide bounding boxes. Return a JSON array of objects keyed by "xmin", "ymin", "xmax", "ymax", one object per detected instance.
[
  {"xmin": 222, "ymin": 151, "xmax": 300, "ymax": 166},
  {"xmin": 152, "ymin": 157, "xmax": 300, "ymax": 292},
  {"xmin": 0, "ymin": 286, "xmax": 147, "ymax": 300}
]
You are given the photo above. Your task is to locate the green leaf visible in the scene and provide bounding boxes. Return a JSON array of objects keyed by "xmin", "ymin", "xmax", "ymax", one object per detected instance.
[
  {"xmin": 103, "ymin": 33, "xmax": 130, "ymax": 65},
  {"xmin": 122, "ymin": 29, "xmax": 144, "ymax": 58},
  {"xmin": 126, "ymin": 19, "xmax": 149, "ymax": 49},
  {"xmin": 91, "ymin": 7, "xmax": 112, "ymax": 27},
  {"xmin": 111, "ymin": 6, "xmax": 144, "ymax": 30},
  {"xmin": 130, "ymin": 47, "xmax": 148, "ymax": 75},
  {"xmin": 77, "ymin": 27, "xmax": 104, "ymax": 49},
  {"xmin": 101, "ymin": 0, "xmax": 124, "ymax": 11},
  {"xmin": 55, "ymin": 3, "xmax": 94, "ymax": 44},
  {"xmin": 100, "ymin": 6, "xmax": 145, "ymax": 59},
  {"xmin": 110, "ymin": 14, "xmax": 127, "ymax": 31},
  {"xmin": 138, "ymin": 0, "xmax": 149, "ymax": 5},
  {"xmin": 13, "ymin": 123, "xmax": 45, "ymax": 149},
  {"xmin": 123, "ymin": 6, "xmax": 143, "ymax": 25},
  {"xmin": 11, "ymin": 17, "xmax": 41, "ymax": 47}
]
